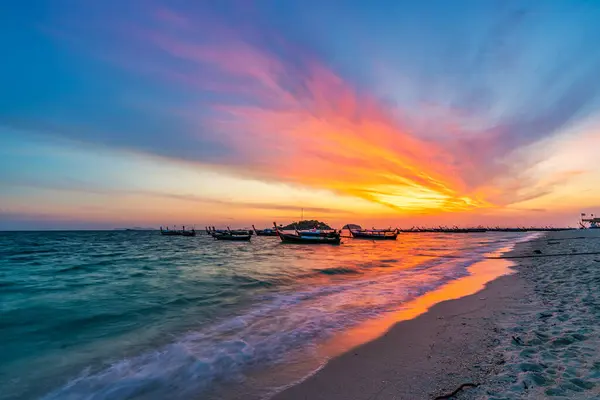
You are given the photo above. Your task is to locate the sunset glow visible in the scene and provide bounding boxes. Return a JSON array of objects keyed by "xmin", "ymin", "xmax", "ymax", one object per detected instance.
[{"xmin": 2, "ymin": 1, "xmax": 600, "ymax": 229}]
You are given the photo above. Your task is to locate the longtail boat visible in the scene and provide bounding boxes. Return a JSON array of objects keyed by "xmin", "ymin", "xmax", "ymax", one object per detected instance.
[
  {"xmin": 214, "ymin": 233, "xmax": 251, "ymax": 241},
  {"xmin": 207, "ymin": 226, "xmax": 227, "ymax": 236},
  {"xmin": 160, "ymin": 226, "xmax": 196, "ymax": 236},
  {"xmin": 273, "ymin": 222, "xmax": 341, "ymax": 245},
  {"xmin": 228, "ymin": 227, "xmax": 252, "ymax": 236},
  {"xmin": 160, "ymin": 229, "xmax": 181, "ymax": 236},
  {"xmin": 252, "ymin": 225, "xmax": 278, "ymax": 236},
  {"xmin": 212, "ymin": 227, "xmax": 251, "ymax": 241},
  {"xmin": 207, "ymin": 226, "xmax": 248, "ymax": 236},
  {"xmin": 295, "ymin": 228, "xmax": 331, "ymax": 236},
  {"xmin": 347, "ymin": 226, "xmax": 398, "ymax": 240}
]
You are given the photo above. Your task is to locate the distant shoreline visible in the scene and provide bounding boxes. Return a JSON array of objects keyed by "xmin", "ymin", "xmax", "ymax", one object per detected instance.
[
  {"xmin": 0, "ymin": 227, "xmax": 576, "ymax": 233},
  {"xmin": 0, "ymin": 229, "xmax": 157, "ymax": 232}
]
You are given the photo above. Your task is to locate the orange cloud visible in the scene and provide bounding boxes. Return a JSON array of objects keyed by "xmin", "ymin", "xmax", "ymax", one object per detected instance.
[
  {"xmin": 125, "ymin": 9, "xmax": 505, "ymax": 214},
  {"xmin": 149, "ymin": 34, "xmax": 492, "ymax": 213}
]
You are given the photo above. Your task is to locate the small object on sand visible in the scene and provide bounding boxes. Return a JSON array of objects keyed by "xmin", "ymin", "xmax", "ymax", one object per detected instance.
[
  {"xmin": 512, "ymin": 335, "xmax": 525, "ymax": 346},
  {"xmin": 538, "ymin": 312, "xmax": 553, "ymax": 319},
  {"xmin": 433, "ymin": 383, "xmax": 479, "ymax": 400},
  {"xmin": 533, "ymin": 250, "xmax": 542, "ymax": 254},
  {"xmin": 479, "ymin": 297, "xmax": 486, "ymax": 300}
]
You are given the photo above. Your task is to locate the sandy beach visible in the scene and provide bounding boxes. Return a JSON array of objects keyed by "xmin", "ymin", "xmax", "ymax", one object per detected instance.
[{"xmin": 273, "ymin": 230, "xmax": 600, "ymax": 400}]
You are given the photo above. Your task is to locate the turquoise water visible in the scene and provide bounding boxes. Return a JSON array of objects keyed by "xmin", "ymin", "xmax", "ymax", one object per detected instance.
[{"xmin": 0, "ymin": 230, "xmax": 533, "ymax": 399}]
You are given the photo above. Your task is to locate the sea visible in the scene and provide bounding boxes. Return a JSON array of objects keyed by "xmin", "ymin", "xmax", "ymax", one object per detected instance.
[{"xmin": 0, "ymin": 230, "xmax": 539, "ymax": 400}]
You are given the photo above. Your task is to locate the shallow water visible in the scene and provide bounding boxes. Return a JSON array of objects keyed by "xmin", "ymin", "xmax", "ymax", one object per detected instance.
[{"xmin": 0, "ymin": 230, "xmax": 536, "ymax": 399}]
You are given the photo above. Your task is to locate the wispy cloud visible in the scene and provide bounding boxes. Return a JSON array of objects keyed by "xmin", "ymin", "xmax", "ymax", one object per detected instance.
[
  {"xmin": 4, "ymin": 1, "xmax": 600, "ymax": 218},
  {"xmin": 2, "ymin": 177, "xmax": 343, "ymax": 215}
]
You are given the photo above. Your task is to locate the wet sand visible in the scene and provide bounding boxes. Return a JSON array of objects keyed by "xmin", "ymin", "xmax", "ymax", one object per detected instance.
[{"xmin": 272, "ymin": 230, "xmax": 600, "ymax": 400}]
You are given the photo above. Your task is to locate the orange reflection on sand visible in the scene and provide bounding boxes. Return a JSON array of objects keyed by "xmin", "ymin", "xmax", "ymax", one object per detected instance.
[{"xmin": 319, "ymin": 248, "xmax": 515, "ymax": 358}]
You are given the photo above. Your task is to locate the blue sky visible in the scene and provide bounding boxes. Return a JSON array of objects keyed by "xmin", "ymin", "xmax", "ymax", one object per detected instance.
[{"xmin": 1, "ymin": 0, "xmax": 600, "ymax": 229}]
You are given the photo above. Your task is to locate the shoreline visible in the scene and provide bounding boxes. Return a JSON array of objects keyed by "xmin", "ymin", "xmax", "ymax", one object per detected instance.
[
  {"xmin": 273, "ymin": 229, "xmax": 600, "ymax": 399},
  {"xmin": 271, "ymin": 236, "xmax": 539, "ymax": 400}
]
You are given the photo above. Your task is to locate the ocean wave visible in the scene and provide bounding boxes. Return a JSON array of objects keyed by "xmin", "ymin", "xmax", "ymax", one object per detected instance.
[
  {"xmin": 10, "ymin": 231, "xmax": 537, "ymax": 400},
  {"xmin": 314, "ymin": 267, "xmax": 362, "ymax": 275},
  {"xmin": 58, "ymin": 312, "xmax": 133, "ymax": 331},
  {"xmin": 41, "ymin": 250, "xmax": 495, "ymax": 399},
  {"xmin": 163, "ymin": 291, "xmax": 232, "ymax": 307},
  {"xmin": 57, "ymin": 265, "xmax": 87, "ymax": 273},
  {"xmin": 231, "ymin": 274, "xmax": 288, "ymax": 288},
  {"xmin": 2, "ymin": 248, "xmax": 56, "ymax": 257}
]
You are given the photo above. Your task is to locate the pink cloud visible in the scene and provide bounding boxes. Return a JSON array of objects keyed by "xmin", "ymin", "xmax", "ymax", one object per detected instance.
[{"xmin": 127, "ymin": 12, "xmax": 497, "ymax": 212}]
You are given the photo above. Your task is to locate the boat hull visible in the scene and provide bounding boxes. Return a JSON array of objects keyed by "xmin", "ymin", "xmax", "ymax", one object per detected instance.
[
  {"xmin": 255, "ymin": 231, "xmax": 279, "ymax": 236},
  {"xmin": 160, "ymin": 231, "xmax": 181, "ymax": 236},
  {"xmin": 252, "ymin": 225, "xmax": 280, "ymax": 236},
  {"xmin": 278, "ymin": 233, "xmax": 341, "ymax": 245},
  {"xmin": 350, "ymin": 231, "xmax": 398, "ymax": 240},
  {"xmin": 161, "ymin": 230, "xmax": 196, "ymax": 236},
  {"xmin": 214, "ymin": 234, "xmax": 251, "ymax": 241}
]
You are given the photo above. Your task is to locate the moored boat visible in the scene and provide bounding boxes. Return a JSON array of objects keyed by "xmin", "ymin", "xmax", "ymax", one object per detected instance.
[
  {"xmin": 160, "ymin": 229, "xmax": 181, "ymax": 236},
  {"xmin": 214, "ymin": 233, "xmax": 251, "ymax": 241},
  {"xmin": 273, "ymin": 222, "xmax": 341, "ymax": 245},
  {"xmin": 295, "ymin": 228, "xmax": 332, "ymax": 236},
  {"xmin": 211, "ymin": 227, "xmax": 252, "ymax": 241},
  {"xmin": 160, "ymin": 226, "xmax": 196, "ymax": 236},
  {"xmin": 207, "ymin": 226, "xmax": 228, "ymax": 236},
  {"xmin": 252, "ymin": 225, "xmax": 279, "ymax": 236},
  {"xmin": 347, "ymin": 225, "xmax": 398, "ymax": 240}
]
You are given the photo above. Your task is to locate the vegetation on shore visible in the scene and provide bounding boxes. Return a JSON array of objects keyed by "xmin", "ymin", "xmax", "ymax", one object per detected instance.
[{"xmin": 282, "ymin": 220, "xmax": 332, "ymax": 230}]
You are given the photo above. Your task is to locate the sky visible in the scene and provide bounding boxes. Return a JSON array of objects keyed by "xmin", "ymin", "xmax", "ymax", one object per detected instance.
[{"xmin": 1, "ymin": 0, "xmax": 600, "ymax": 230}]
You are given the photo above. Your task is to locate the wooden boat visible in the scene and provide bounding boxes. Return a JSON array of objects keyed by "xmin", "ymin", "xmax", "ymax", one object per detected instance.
[
  {"xmin": 232, "ymin": 229, "xmax": 253, "ymax": 236},
  {"xmin": 295, "ymin": 229, "xmax": 331, "ymax": 236},
  {"xmin": 214, "ymin": 233, "xmax": 251, "ymax": 241},
  {"xmin": 226, "ymin": 227, "xmax": 252, "ymax": 236},
  {"xmin": 273, "ymin": 222, "xmax": 341, "ymax": 245},
  {"xmin": 160, "ymin": 228, "xmax": 181, "ymax": 236},
  {"xmin": 207, "ymin": 226, "xmax": 240, "ymax": 236},
  {"xmin": 349, "ymin": 228, "xmax": 398, "ymax": 240},
  {"xmin": 160, "ymin": 226, "xmax": 196, "ymax": 236},
  {"xmin": 209, "ymin": 226, "xmax": 228, "ymax": 234},
  {"xmin": 252, "ymin": 225, "xmax": 278, "ymax": 236},
  {"xmin": 212, "ymin": 227, "xmax": 251, "ymax": 241}
]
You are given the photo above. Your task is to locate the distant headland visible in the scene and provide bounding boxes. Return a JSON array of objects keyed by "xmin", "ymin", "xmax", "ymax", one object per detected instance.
[{"xmin": 281, "ymin": 220, "xmax": 332, "ymax": 230}]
